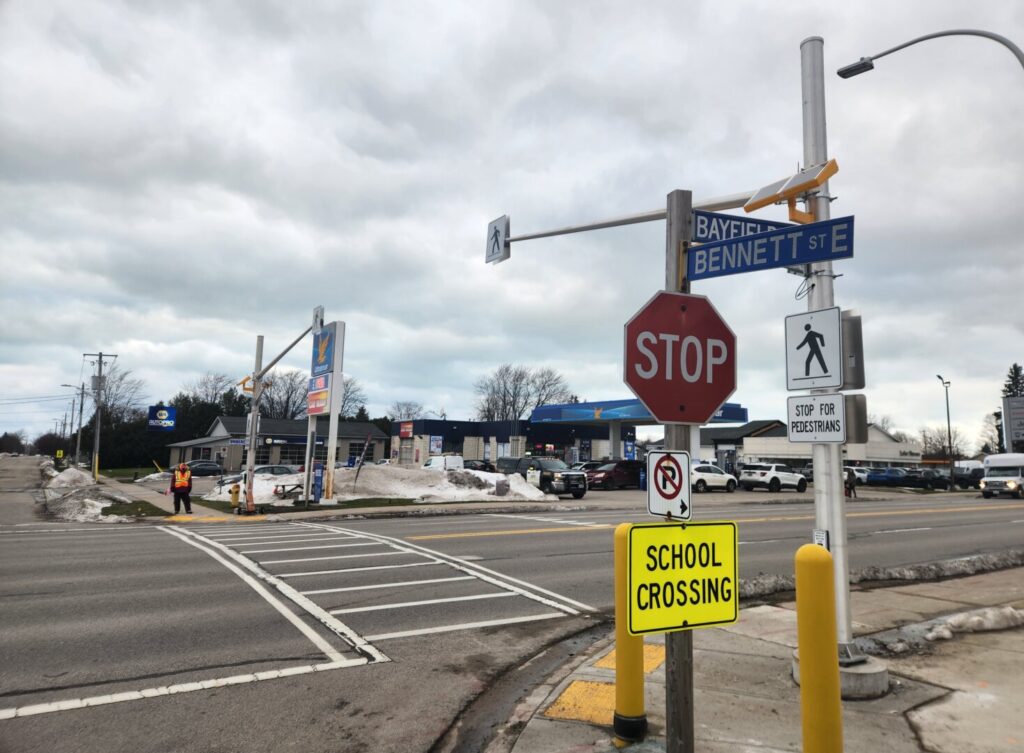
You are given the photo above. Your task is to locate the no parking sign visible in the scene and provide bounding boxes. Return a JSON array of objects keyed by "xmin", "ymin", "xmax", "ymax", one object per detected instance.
[{"xmin": 646, "ymin": 450, "xmax": 691, "ymax": 519}]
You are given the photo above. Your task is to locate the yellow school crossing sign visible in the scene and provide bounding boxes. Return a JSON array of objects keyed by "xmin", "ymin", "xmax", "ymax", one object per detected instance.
[{"xmin": 626, "ymin": 521, "xmax": 738, "ymax": 635}]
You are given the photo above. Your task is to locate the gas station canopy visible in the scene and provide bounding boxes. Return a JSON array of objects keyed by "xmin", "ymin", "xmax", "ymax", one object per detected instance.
[{"xmin": 530, "ymin": 399, "xmax": 747, "ymax": 426}]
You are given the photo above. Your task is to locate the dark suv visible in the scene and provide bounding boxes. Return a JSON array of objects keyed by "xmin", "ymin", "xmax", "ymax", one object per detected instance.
[
  {"xmin": 498, "ymin": 457, "xmax": 587, "ymax": 499},
  {"xmin": 585, "ymin": 460, "xmax": 644, "ymax": 490},
  {"xmin": 185, "ymin": 460, "xmax": 223, "ymax": 476}
]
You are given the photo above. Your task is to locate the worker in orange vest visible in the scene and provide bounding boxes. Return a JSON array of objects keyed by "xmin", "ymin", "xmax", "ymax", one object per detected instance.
[{"xmin": 169, "ymin": 463, "xmax": 193, "ymax": 514}]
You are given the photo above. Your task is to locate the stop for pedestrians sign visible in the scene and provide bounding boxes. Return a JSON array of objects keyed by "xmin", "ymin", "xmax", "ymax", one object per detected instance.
[
  {"xmin": 624, "ymin": 291, "xmax": 737, "ymax": 424},
  {"xmin": 647, "ymin": 450, "xmax": 691, "ymax": 519}
]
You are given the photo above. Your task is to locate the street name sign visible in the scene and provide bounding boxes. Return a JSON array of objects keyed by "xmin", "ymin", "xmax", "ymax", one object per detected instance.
[
  {"xmin": 647, "ymin": 450, "xmax": 691, "ymax": 519},
  {"xmin": 626, "ymin": 521, "xmax": 738, "ymax": 635},
  {"xmin": 787, "ymin": 394, "xmax": 846, "ymax": 443},
  {"xmin": 785, "ymin": 307, "xmax": 843, "ymax": 390},
  {"xmin": 486, "ymin": 215, "xmax": 510, "ymax": 264},
  {"xmin": 692, "ymin": 210, "xmax": 792, "ymax": 244},
  {"xmin": 687, "ymin": 216, "xmax": 854, "ymax": 282},
  {"xmin": 623, "ymin": 291, "xmax": 737, "ymax": 425}
]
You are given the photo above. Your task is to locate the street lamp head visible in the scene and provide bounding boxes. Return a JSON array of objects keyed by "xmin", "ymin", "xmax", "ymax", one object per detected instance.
[{"xmin": 837, "ymin": 57, "xmax": 875, "ymax": 78}]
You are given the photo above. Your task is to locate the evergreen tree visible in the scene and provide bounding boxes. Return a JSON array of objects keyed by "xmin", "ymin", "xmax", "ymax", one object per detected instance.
[{"xmin": 1003, "ymin": 363, "xmax": 1024, "ymax": 398}]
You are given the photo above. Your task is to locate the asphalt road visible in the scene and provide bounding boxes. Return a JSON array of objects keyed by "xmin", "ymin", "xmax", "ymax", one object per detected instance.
[{"xmin": 3, "ymin": 455, "xmax": 1023, "ymax": 753}]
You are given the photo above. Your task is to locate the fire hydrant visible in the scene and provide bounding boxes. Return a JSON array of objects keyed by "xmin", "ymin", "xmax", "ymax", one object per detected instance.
[{"xmin": 230, "ymin": 484, "xmax": 241, "ymax": 508}]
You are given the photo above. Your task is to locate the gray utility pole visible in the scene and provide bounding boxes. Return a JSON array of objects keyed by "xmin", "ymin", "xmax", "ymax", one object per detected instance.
[
  {"xmin": 937, "ymin": 376, "xmax": 954, "ymax": 485},
  {"xmin": 243, "ymin": 321, "xmax": 318, "ymax": 513},
  {"xmin": 84, "ymin": 352, "xmax": 115, "ymax": 480},
  {"xmin": 64, "ymin": 383, "xmax": 86, "ymax": 467},
  {"xmin": 801, "ymin": 37, "xmax": 856, "ymax": 658},
  {"xmin": 663, "ymin": 190, "xmax": 696, "ymax": 753}
]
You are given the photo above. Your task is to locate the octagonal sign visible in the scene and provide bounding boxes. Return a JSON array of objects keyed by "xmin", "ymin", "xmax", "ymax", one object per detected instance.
[{"xmin": 624, "ymin": 291, "xmax": 737, "ymax": 424}]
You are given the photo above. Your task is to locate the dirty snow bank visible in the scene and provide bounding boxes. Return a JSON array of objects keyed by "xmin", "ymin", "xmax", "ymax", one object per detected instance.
[
  {"xmin": 46, "ymin": 467, "xmax": 96, "ymax": 489},
  {"xmin": 925, "ymin": 606, "xmax": 1024, "ymax": 642},
  {"xmin": 39, "ymin": 458, "xmax": 59, "ymax": 479},
  {"xmin": 201, "ymin": 466, "xmax": 554, "ymax": 505},
  {"xmin": 43, "ymin": 487, "xmax": 134, "ymax": 523}
]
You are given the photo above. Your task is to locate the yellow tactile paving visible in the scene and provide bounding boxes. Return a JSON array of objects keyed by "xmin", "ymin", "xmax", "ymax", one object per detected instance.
[
  {"xmin": 542, "ymin": 680, "xmax": 615, "ymax": 725},
  {"xmin": 594, "ymin": 643, "xmax": 666, "ymax": 673},
  {"xmin": 163, "ymin": 515, "xmax": 262, "ymax": 523}
]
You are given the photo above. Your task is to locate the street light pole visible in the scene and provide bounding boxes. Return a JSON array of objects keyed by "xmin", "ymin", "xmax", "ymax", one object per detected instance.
[
  {"xmin": 937, "ymin": 376, "xmax": 954, "ymax": 485},
  {"xmin": 838, "ymin": 29, "xmax": 1024, "ymax": 78}
]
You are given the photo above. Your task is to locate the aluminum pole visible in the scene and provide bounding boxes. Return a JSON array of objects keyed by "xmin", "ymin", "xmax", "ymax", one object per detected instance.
[
  {"xmin": 76, "ymin": 385, "xmax": 84, "ymax": 467},
  {"xmin": 244, "ymin": 336, "xmax": 264, "ymax": 513},
  {"xmin": 664, "ymin": 189, "xmax": 695, "ymax": 753},
  {"xmin": 801, "ymin": 36, "xmax": 855, "ymax": 653}
]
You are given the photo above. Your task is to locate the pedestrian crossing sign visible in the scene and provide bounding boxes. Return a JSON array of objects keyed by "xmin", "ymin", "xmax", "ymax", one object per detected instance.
[{"xmin": 784, "ymin": 307, "xmax": 843, "ymax": 390}]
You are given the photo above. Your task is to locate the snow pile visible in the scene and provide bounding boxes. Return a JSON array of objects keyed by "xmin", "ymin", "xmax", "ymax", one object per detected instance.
[
  {"xmin": 39, "ymin": 458, "xmax": 59, "ymax": 478},
  {"xmin": 201, "ymin": 466, "xmax": 553, "ymax": 505},
  {"xmin": 46, "ymin": 467, "xmax": 96, "ymax": 489},
  {"xmin": 43, "ymin": 488, "xmax": 134, "ymax": 523},
  {"xmin": 135, "ymin": 471, "xmax": 171, "ymax": 483},
  {"xmin": 925, "ymin": 606, "xmax": 1024, "ymax": 642}
]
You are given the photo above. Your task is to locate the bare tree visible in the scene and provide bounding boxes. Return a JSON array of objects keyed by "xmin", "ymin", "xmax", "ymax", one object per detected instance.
[
  {"xmin": 919, "ymin": 426, "xmax": 969, "ymax": 458},
  {"xmin": 390, "ymin": 401, "xmax": 424, "ymax": 420},
  {"xmin": 260, "ymin": 369, "xmax": 307, "ymax": 420},
  {"xmin": 978, "ymin": 412, "xmax": 1005, "ymax": 454},
  {"xmin": 183, "ymin": 372, "xmax": 236, "ymax": 403},
  {"xmin": 530, "ymin": 367, "xmax": 573, "ymax": 412},
  {"xmin": 338, "ymin": 375, "xmax": 367, "ymax": 418},
  {"xmin": 868, "ymin": 414, "xmax": 894, "ymax": 432},
  {"xmin": 98, "ymin": 364, "xmax": 146, "ymax": 423},
  {"xmin": 474, "ymin": 364, "xmax": 573, "ymax": 421}
]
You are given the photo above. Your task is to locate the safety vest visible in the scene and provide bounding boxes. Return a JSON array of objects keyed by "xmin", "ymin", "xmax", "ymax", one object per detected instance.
[{"xmin": 174, "ymin": 469, "xmax": 191, "ymax": 489}]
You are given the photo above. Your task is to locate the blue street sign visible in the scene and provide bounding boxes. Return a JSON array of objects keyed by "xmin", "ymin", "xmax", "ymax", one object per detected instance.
[
  {"xmin": 688, "ymin": 216, "xmax": 854, "ymax": 281},
  {"xmin": 313, "ymin": 462, "xmax": 324, "ymax": 503},
  {"xmin": 692, "ymin": 210, "xmax": 792, "ymax": 244}
]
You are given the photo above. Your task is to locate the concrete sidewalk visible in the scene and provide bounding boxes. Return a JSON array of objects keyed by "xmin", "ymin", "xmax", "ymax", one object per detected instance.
[
  {"xmin": 98, "ymin": 476, "xmax": 229, "ymax": 520},
  {"xmin": 502, "ymin": 567, "xmax": 1024, "ymax": 753}
]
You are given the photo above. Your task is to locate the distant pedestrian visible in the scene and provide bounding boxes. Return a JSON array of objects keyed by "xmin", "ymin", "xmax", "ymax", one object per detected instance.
[
  {"xmin": 170, "ymin": 463, "xmax": 193, "ymax": 514},
  {"xmin": 845, "ymin": 469, "xmax": 857, "ymax": 499}
]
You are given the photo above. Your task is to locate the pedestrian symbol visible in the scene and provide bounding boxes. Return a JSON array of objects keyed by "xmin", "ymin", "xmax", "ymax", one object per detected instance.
[
  {"xmin": 646, "ymin": 450, "xmax": 691, "ymax": 519},
  {"xmin": 797, "ymin": 324, "xmax": 828, "ymax": 376},
  {"xmin": 785, "ymin": 307, "xmax": 843, "ymax": 391},
  {"xmin": 485, "ymin": 215, "xmax": 510, "ymax": 264}
]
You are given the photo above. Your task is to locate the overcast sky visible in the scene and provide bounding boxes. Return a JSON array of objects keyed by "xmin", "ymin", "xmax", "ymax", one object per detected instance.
[{"xmin": 1, "ymin": 1, "xmax": 1021, "ymax": 448}]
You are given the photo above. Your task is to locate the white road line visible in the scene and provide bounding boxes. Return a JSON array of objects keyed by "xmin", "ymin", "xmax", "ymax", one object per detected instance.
[
  {"xmin": 485, "ymin": 514, "xmax": 603, "ymax": 527},
  {"xmin": 300, "ymin": 576, "xmax": 475, "ymax": 595},
  {"xmin": 295, "ymin": 522, "xmax": 593, "ymax": 614},
  {"xmin": 160, "ymin": 528, "xmax": 346, "ymax": 662},
  {"xmin": 262, "ymin": 549, "xmax": 399, "ymax": 565},
  {"xmin": 240, "ymin": 542, "xmax": 387, "ymax": 554},
  {"xmin": 1011, "ymin": 520, "xmax": 1024, "ymax": 524},
  {"xmin": 161, "ymin": 528, "xmax": 346, "ymax": 661},
  {"xmin": 0, "ymin": 528, "xmax": 160, "ymax": 535},
  {"xmin": 198, "ymin": 527, "xmax": 307, "ymax": 539},
  {"xmin": 218, "ymin": 536, "xmax": 357, "ymax": 547},
  {"xmin": 168, "ymin": 528, "xmax": 388, "ymax": 664},
  {"xmin": 330, "ymin": 592, "xmax": 515, "ymax": 615},
  {"xmin": 878, "ymin": 527, "xmax": 933, "ymax": 534},
  {"xmin": 278, "ymin": 562, "xmax": 436, "ymax": 578},
  {"xmin": 366, "ymin": 612, "xmax": 566, "ymax": 641},
  {"xmin": 0, "ymin": 659, "xmax": 365, "ymax": 720}
]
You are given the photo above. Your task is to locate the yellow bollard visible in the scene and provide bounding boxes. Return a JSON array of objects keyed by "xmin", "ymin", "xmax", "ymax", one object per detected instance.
[
  {"xmin": 795, "ymin": 543, "xmax": 844, "ymax": 753},
  {"xmin": 230, "ymin": 484, "xmax": 241, "ymax": 508},
  {"xmin": 613, "ymin": 523, "xmax": 647, "ymax": 742}
]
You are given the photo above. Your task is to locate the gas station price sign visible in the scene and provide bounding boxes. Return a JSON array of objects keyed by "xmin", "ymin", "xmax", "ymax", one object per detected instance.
[{"xmin": 626, "ymin": 521, "xmax": 738, "ymax": 636}]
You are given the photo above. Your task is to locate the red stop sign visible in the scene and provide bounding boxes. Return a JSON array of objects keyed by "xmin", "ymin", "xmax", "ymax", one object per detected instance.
[{"xmin": 623, "ymin": 291, "xmax": 736, "ymax": 424}]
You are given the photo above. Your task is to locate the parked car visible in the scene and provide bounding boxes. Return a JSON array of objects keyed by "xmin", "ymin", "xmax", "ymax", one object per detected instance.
[
  {"xmin": 423, "ymin": 455, "xmax": 465, "ymax": 471},
  {"xmin": 185, "ymin": 460, "xmax": 223, "ymax": 477},
  {"xmin": 843, "ymin": 466, "xmax": 868, "ymax": 485},
  {"xmin": 502, "ymin": 457, "xmax": 587, "ymax": 498},
  {"xmin": 866, "ymin": 467, "xmax": 906, "ymax": 486},
  {"xmin": 585, "ymin": 460, "xmax": 644, "ymax": 490},
  {"xmin": 691, "ymin": 464, "xmax": 737, "ymax": 493},
  {"xmin": 220, "ymin": 464, "xmax": 297, "ymax": 485},
  {"xmin": 954, "ymin": 467, "xmax": 985, "ymax": 490},
  {"xmin": 738, "ymin": 463, "xmax": 807, "ymax": 492},
  {"xmin": 463, "ymin": 459, "xmax": 496, "ymax": 473},
  {"xmin": 798, "ymin": 464, "xmax": 814, "ymax": 481},
  {"xmin": 571, "ymin": 461, "xmax": 604, "ymax": 472},
  {"xmin": 376, "ymin": 459, "xmax": 391, "ymax": 465}
]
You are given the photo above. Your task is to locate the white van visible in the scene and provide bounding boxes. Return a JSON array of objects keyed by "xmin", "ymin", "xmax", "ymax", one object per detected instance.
[
  {"xmin": 423, "ymin": 455, "xmax": 464, "ymax": 471},
  {"xmin": 980, "ymin": 453, "xmax": 1024, "ymax": 499}
]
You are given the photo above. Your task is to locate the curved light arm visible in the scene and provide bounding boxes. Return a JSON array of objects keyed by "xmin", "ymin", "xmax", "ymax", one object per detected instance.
[{"xmin": 839, "ymin": 29, "xmax": 1024, "ymax": 77}]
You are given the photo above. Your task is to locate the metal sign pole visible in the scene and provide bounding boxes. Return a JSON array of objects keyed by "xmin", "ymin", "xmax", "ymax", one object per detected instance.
[
  {"xmin": 801, "ymin": 37, "xmax": 855, "ymax": 656},
  {"xmin": 664, "ymin": 189, "xmax": 695, "ymax": 753},
  {"xmin": 323, "ymin": 322, "xmax": 346, "ymax": 500}
]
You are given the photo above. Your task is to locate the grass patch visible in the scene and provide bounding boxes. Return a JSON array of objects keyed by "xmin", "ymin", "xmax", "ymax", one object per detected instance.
[
  {"xmin": 102, "ymin": 500, "xmax": 170, "ymax": 517},
  {"xmin": 103, "ymin": 467, "xmax": 159, "ymax": 480}
]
